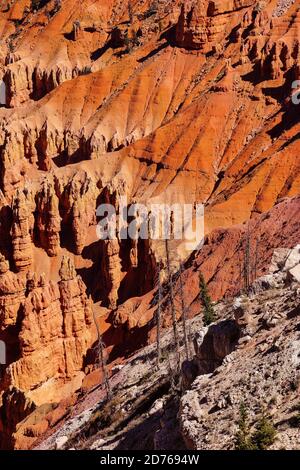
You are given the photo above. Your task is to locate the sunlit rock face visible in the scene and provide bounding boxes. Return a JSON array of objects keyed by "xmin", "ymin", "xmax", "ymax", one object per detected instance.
[{"xmin": 0, "ymin": 0, "xmax": 300, "ymax": 449}]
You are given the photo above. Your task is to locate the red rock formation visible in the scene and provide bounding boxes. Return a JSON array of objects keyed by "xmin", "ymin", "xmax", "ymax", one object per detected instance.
[
  {"xmin": 102, "ymin": 239, "xmax": 122, "ymax": 309},
  {"xmin": 4, "ymin": 257, "xmax": 93, "ymax": 394},
  {"xmin": 176, "ymin": 1, "xmax": 255, "ymax": 51},
  {"xmin": 56, "ymin": 171, "xmax": 98, "ymax": 254},
  {"xmin": 58, "ymin": 255, "xmax": 93, "ymax": 377},
  {"xmin": 0, "ymin": 386, "xmax": 35, "ymax": 450},
  {"xmin": 0, "ymin": 190, "xmax": 12, "ymax": 257},
  {"xmin": 35, "ymin": 180, "xmax": 61, "ymax": 256},
  {"xmin": 0, "ymin": 255, "xmax": 95, "ymax": 447},
  {"xmin": 12, "ymin": 395, "xmax": 77, "ymax": 450},
  {"xmin": 0, "ymin": 0, "xmax": 299, "ymax": 448},
  {"xmin": 112, "ymin": 195, "xmax": 300, "ymax": 346},
  {"xmin": 10, "ymin": 189, "xmax": 33, "ymax": 272},
  {"xmin": 0, "ymin": 254, "xmax": 25, "ymax": 331}
]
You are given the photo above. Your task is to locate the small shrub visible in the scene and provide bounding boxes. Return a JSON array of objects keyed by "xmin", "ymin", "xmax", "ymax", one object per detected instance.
[
  {"xmin": 252, "ymin": 412, "xmax": 276, "ymax": 450},
  {"xmin": 235, "ymin": 402, "xmax": 257, "ymax": 450},
  {"xmin": 235, "ymin": 404, "xmax": 276, "ymax": 450},
  {"xmin": 199, "ymin": 272, "xmax": 215, "ymax": 326}
]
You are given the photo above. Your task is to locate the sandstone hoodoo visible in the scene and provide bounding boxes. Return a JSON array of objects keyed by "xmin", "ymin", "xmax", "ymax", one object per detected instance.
[{"xmin": 0, "ymin": 0, "xmax": 300, "ymax": 451}]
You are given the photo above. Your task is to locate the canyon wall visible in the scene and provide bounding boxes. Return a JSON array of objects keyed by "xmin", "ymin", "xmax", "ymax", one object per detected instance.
[{"xmin": 0, "ymin": 0, "xmax": 300, "ymax": 448}]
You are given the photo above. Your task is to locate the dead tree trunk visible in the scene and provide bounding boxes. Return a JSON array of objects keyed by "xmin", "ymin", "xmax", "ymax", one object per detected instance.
[
  {"xmin": 165, "ymin": 239, "xmax": 180, "ymax": 366},
  {"xmin": 252, "ymin": 238, "xmax": 258, "ymax": 284},
  {"xmin": 179, "ymin": 262, "xmax": 190, "ymax": 361},
  {"xmin": 156, "ymin": 260, "xmax": 162, "ymax": 369},
  {"xmin": 244, "ymin": 226, "xmax": 251, "ymax": 293},
  {"xmin": 92, "ymin": 306, "xmax": 111, "ymax": 400}
]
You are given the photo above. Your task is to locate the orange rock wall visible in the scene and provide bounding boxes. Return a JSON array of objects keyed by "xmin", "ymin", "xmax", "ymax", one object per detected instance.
[{"xmin": 0, "ymin": 0, "xmax": 300, "ymax": 448}]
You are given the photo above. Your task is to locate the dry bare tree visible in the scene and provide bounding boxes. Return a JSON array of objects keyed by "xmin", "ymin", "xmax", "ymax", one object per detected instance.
[
  {"xmin": 243, "ymin": 225, "xmax": 251, "ymax": 292},
  {"xmin": 156, "ymin": 260, "xmax": 162, "ymax": 369},
  {"xmin": 92, "ymin": 305, "xmax": 111, "ymax": 401},
  {"xmin": 252, "ymin": 238, "xmax": 259, "ymax": 283},
  {"xmin": 165, "ymin": 239, "xmax": 180, "ymax": 366},
  {"xmin": 199, "ymin": 271, "xmax": 215, "ymax": 326},
  {"xmin": 179, "ymin": 262, "xmax": 190, "ymax": 361},
  {"xmin": 242, "ymin": 225, "xmax": 260, "ymax": 293}
]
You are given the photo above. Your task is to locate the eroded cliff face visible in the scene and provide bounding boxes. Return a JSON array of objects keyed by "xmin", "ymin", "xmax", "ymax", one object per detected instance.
[
  {"xmin": 111, "ymin": 195, "xmax": 300, "ymax": 347},
  {"xmin": 0, "ymin": 0, "xmax": 300, "ymax": 449},
  {"xmin": 0, "ymin": 256, "xmax": 94, "ymax": 448}
]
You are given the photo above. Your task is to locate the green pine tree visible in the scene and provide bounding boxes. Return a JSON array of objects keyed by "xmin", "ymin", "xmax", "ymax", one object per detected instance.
[
  {"xmin": 252, "ymin": 412, "xmax": 276, "ymax": 450},
  {"xmin": 235, "ymin": 402, "xmax": 257, "ymax": 450},
  {"xmin": 199, "ymin": 272, "xmax": 215, "ymax": 326}
]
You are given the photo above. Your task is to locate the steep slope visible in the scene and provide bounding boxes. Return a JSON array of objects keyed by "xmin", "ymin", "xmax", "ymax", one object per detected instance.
[
  {"xmin": 0, "ymin": 0, "xmax": 300, "ymax": 449},
  {"xmin": 111, "ymin": 195, "xmax": 300, "ymax": 346},
  {"xmin": 32, "ymin": 259, "xmax": 300, "ymax": 450}
]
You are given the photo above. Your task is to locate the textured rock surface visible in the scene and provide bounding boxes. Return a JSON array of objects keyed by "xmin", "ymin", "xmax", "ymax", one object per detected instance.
[
  {"xmin": 180, "ymin": 282, "xmax": 300, "ymax": 450},
  {"xmin": 35, "ymin": 179, "xmax": 61, "ymax": 256},
  {"xmin": 0, "ymin": 0, "xmax": 300, "ymax": 449},
  {"xmin": 176, "ymin": 1, "xmax": 255, "ymax": 51},
  {"xmin": 0, "ymin": 254, "xmax": 25, "ymax": 330},
  {"xmin": 111, "ymin": 196, "xmax": 300, "ymax": 342},
  {"xmin": 0, "ymin": 257, "xmax": 94, "ymax": 448},
  {"xmin": 10, "ymin": 189, "xmax": 33, "ymax": 272},
  {"xmin": 32, "ymin": 269, "xmax": 300, "ymax": 451}
]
